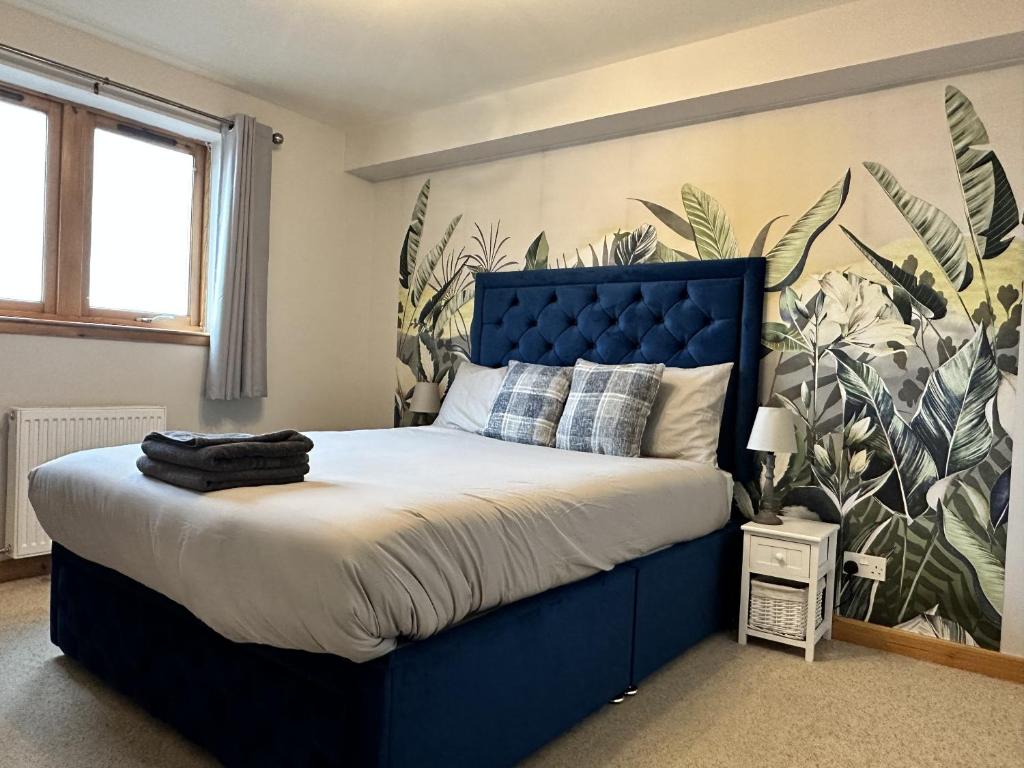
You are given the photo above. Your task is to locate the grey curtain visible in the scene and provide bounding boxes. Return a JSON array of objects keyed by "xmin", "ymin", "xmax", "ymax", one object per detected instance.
[{"xmin": 205, "ymin": 115, "xmax": 273, "ymax": 400}]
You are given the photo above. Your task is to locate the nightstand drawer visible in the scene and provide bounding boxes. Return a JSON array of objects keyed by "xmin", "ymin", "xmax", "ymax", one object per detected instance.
[{"xmin": 748, "ymin": 535, "xmax": 811, "ymax": 579}]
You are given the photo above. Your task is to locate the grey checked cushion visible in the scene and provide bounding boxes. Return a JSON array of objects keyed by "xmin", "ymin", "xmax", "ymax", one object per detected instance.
[
  {"xmin": 555, "ymin": 360, "xmax": 665, "ymax": 456},
  {"xmin": 481, "ymin": 361, "xmax": 573, "ymax": 447}
]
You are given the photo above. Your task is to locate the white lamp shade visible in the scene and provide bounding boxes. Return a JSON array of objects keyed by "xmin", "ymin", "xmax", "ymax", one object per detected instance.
[
  {"xmin": 410, "ymin": 382, "xmax": 441, "ymax": 414},
  {"xmin": 746, "ymin": 406, "xmax": 797, "ymax": 453}
]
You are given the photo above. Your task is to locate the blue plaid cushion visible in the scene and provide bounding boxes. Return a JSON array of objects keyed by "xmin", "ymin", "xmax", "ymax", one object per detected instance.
[
  {"xmin": 481, "ymin": 361, "xmax": 573, "ymax": 447},
  {"xmin": 555, "ymin": 360, "xmax": 665, "ymax": 456}
]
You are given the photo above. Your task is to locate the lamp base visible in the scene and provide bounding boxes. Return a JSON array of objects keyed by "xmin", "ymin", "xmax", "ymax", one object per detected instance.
[
  {"xmin": 754, "ymin": 452, "xmax": 784, "ymax": 525},
  {"xmin": 752, "ymin": 509, "xmax": 784, "ymax": 525}
]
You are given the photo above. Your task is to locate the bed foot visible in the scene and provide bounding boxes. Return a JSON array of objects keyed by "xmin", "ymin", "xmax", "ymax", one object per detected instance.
[{"xmin": 610, "ymin": 685, "xmax": 637, "ymax": 704}]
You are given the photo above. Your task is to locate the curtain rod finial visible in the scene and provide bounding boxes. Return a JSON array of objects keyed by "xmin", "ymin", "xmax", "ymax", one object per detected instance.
[{"xmin": 272, "ymin": 132, "xmax": 284, "ymax": 146}]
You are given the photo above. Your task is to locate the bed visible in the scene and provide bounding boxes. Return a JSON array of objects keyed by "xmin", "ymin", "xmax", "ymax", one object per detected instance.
[{"xmin": 33, "ymin": 257, "xmax": 765, "ymax": 768}]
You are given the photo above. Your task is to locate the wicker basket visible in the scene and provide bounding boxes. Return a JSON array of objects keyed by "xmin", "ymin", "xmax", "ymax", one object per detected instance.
[{"xmin": 748, "ymin": 576, "xmax": 826, "ymax": 641}]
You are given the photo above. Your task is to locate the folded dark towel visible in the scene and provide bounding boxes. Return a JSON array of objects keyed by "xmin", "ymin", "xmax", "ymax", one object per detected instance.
[
  {"xmin": 145, "ymin": 429, "xmax": 314, "ymax": 451},
  {"xmin": 141, "ymin": 440, "xmax": 310, "ymax": 472},
  {"xmin": 137, "ymin": 455, "xmax": 309, "ymax": 493},
  {"xmin": 141, "ymin": 430, "xmax": 314, "ymax": 468}
]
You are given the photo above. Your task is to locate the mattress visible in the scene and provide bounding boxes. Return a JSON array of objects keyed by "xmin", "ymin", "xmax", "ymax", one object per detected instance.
[{"xmin": 28, "ymin": 426, "xmax": 732, "ymax": 662}]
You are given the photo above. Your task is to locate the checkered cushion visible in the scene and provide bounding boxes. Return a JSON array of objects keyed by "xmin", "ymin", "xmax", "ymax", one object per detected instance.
[
  {"xmin": 555, "ymin": 360, "xmax": 665, "ymax": 456},
  {"xmin": 481, "ymin": 361, "xmax": 573, "ymax": 447}
]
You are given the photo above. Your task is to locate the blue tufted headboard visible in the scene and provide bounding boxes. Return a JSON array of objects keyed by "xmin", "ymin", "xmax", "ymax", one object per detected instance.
[{"xmin": 469, "ymin": 259, "xmax": 765, "ymax": 481}]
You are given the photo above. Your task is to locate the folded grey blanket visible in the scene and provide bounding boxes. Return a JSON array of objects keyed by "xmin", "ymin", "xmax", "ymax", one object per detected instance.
[
  {"xmin": 137, "ymin": 455, "xmax": 310, "ymax": 493},
  {"xmin": 141, "ymin": 430, "xmax": 314, "ymax": 469}
]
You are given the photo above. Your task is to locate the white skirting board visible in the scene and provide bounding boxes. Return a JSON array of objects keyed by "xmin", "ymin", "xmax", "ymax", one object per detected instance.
[{"xmin": 3, "ymin": 406, "xmax": 166, "ymax": 558}]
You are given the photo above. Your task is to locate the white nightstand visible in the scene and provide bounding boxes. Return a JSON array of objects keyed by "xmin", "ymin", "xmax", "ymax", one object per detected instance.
[{"xmin": 738, "ymin": 518, "xmax": 839, "ymax": 661}]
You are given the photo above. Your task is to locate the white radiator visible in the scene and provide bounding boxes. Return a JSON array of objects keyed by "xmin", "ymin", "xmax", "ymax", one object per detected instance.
[{"xmin": 4, "ymin": 406, "xmax": 166, "ymax": 558}]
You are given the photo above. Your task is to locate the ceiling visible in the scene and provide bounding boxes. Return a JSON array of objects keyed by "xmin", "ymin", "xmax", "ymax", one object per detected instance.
[{"xmin": 9, "ymin": 0, "xmax": 851, "ymax": 127}]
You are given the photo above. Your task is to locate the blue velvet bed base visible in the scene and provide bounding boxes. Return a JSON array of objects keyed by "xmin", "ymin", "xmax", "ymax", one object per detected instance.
[
  {"xmin": 51, "ymin": 261, "xmax": 758, "ymax": 765},
  {"xmin": 50, "ymin": 523, "xmax": 739, "ymax": 768}
]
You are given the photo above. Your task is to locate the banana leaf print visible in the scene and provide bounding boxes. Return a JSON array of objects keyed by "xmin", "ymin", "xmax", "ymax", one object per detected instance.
[
  {"xmin": 842, "ymin": 502, "xmax": 1000, "ymax": 648},
  {"xmin": 863, "ymin": 161, "xmax": 974, "ymax": 291},
  {"xmin": 398, "ymin": 179, "xmax": 429, "ymax": 290},
  {"xmin": 910, "ymin": 325, "xmax": 1000, "ymax": 477},
  {"xmin": 831, "ymin": 349, "xmax": 939, "ymax": 519},
  {"xmin": 990, "ymin": 468, "xmax": 1010, "ymax": 527},
  {"xmin": 941, "ymin": 488, "xmax": 1005, "ymax": 617},
  {"xmin": 945, "ymin": 86, "xmax": 1019, "ymax": 261},
  {"xmin": 636, "ymin": 175, "xmax": 849, "ymax": 292},
  {"xmin": 417, "ymin": 261, "xmax": 468, "ymax": 329},
  {"xmin": 748, "ymin": 215, "xmax": 786, "ymax": 259},
  {"xmin": 762, "ymin": 322, "xmax": 812, "ymax": 353},
  {"xmin": 895, "ymin": 608, "xmax": 978, "ymax": 645},
  {"xmin": 732, "ymin": 483, "xmax": 756, "ymax": 521},
  {"xmin": 629, "ymin": 198, "xmax": 695, "ymax": 241},
  {"xmin": 680, "ymin": 184, "xmax": 739, "ymax": 260},
  {"xmin": 613, "ymin": 224, "xmax": 658, "ymax": 265},
  {"xmin": 841, "ymin": 226, "xmax": 947, "ymax": 320},
  {"xmin": 524, "ymin": 232, "xmax": 549, "ymax": 270},
  {"xmin": 763, "ymin": 171, "xmax": 851, "ymax": 291},
  {"xmin": 409, "ymin": 214, "xmax": 462, "ymax": 309},
  {"xmin": 651, "ymin": 241, "xmax": 694, "ymax": 263}
]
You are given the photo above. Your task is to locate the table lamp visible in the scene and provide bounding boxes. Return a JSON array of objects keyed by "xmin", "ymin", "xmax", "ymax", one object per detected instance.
[
  {"xmin": 409, "ymin": 382, "xmax": 441, "ymax": 425},
  {"xmin": 746, "ymin": 406, "xmax": 797, "ymax": 525}
]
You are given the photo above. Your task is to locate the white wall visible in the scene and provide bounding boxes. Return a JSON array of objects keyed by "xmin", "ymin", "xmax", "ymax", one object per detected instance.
[
  {"xmin": 347, "ymin": 0, "xmax": 1024, "ymax": 179},
  {"xmin": 0, "ymin": 3, "xmax": 393, "ymax": 533}
]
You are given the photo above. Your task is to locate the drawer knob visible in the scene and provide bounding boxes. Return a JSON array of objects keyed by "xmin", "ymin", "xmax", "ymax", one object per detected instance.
[{"xmin": 774, "ymin": 552, "xmax": 786, "ymax": 563}]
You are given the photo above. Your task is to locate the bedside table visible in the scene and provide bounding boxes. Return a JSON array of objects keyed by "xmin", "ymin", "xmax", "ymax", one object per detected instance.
[{"xmin": 738, "ymin": 518, "xmax": 839, "ymax": 661}]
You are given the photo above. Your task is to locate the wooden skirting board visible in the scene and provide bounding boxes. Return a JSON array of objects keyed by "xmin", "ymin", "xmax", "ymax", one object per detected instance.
[
  {"xmin": 833, "ymin": 616, "xmax": 1024, "ymax": 684},
  {"xmin": 0, "ymin": 554, "xmax": 51, "ymax": 584}
]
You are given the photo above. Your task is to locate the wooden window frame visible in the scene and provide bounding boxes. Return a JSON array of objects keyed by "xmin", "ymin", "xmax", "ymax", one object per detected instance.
[
  {"xmin": 0, "ymin": 88, "xmax": 60, "ymax": 317},
  {"xmin": 0, "ymin": 82, "xmax": 209, "ymax": 346}
]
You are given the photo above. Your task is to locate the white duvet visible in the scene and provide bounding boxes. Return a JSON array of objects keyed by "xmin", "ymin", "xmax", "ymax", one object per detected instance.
[{"xmin": 29, "ymin": 427, "xmax": 731, "ymax": 662}]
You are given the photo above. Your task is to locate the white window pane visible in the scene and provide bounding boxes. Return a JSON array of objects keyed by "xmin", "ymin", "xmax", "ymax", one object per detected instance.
[
  {"xmin": 89, "ymin": 128, "xmax": 195, "ymax": 316},
  {"xmin": 0, "ymin": 99, "xmax": 48, "ymax": 303}
]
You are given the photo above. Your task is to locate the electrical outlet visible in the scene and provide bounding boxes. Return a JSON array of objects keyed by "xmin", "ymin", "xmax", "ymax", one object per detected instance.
[{"xmin": 843, "ymin": 552, "xmax": 886, "ymax": 581}]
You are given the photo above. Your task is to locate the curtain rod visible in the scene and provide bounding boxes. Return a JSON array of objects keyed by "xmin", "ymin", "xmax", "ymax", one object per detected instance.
[{"xmin": 0, "ymin": 40, "xmax": 284, "ymax": 145}]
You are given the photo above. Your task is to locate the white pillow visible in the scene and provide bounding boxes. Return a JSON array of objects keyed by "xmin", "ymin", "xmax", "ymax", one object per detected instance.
[
  {"xmin": 434, "ymin": 361, "xmax": 507, "ymax": 433},
  {"xmin": 640, "ymin": 362, "xmax": 734, "ymax": 464}
]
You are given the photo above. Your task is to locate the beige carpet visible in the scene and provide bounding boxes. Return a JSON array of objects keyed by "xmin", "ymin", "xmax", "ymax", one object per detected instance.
[{"xmin": 2, "ymin": 576, "xmax": 1021, "ymax": 768}]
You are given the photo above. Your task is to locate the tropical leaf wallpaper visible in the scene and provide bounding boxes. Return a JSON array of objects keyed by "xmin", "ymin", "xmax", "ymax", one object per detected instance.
[{"xmin": 391, "ymin": 76, "xmax": 1022, "ymax": 651}]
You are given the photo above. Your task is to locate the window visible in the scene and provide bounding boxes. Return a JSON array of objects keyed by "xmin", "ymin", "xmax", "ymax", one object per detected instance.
[
  {"xmin": 0, "ymin": 82, "xmax": 208, "ymax": 342},
  {"xmin": 0, "ymin": 89, "xmax": 56, "ymax": 308}
]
